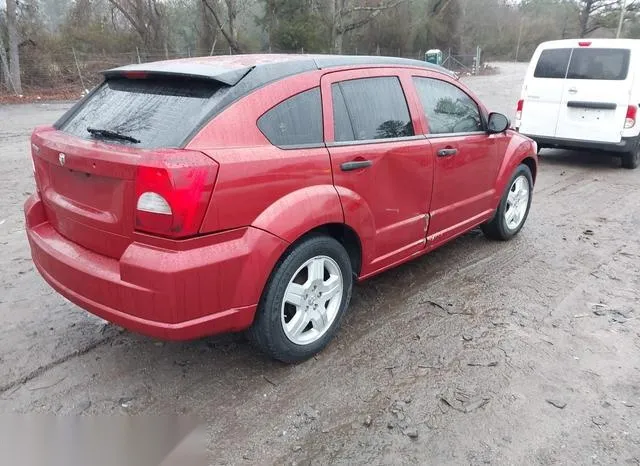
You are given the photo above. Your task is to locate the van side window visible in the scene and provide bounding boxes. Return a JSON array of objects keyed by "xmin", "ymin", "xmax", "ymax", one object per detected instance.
[
  {"xmin": 258, "ymin": 87, "xmax": 323, "ymax": 147},
  {"xmin": 567, "ymin": 48, "xmax": 630, "ymax": 81},
  {"xmin": 332, "ymin": 77, "xmax": 414, "ymax": 142},
  {"xmin": 534, "ymin": 49, "xmax": 571, "ymax": 79},
  {"xmin": 412, "ymin": 77, "xmax": 482, "ymax": 134}
]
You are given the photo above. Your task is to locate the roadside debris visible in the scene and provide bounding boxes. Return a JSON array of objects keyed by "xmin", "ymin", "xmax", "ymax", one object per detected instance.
[
  {"xmin": 546, "ymin": 399, "xmax": 567, "ymax": 409},
  {"xmin": 467, "ymin": 361, "xmax": 498, "ymax": 367},
  {"xmin": 403, "ymin": 427, "xmax": 419, "ymax": 439},
  {"xmin": 439, "ymin": 388, "xmax": 490, "ymax": 413}
]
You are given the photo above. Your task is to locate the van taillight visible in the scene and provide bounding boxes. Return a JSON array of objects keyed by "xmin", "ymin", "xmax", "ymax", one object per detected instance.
[
  {"xmin": 516, "ymin": 100, "xmax": 524, "ymax": 120},
  {"xmin": 625, "ymin": 105, "xmax": 637, "ymax": 129},
  {"xmin": 134, "ymin": 151, "xmax": 218, "ymax": 238}
]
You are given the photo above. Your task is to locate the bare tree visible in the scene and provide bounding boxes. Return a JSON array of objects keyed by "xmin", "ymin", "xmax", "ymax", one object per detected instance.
[
  {"xmin": 579, "ymin": 0, "xmax": 638, "ymax": 37},
  {"xmin": 5, "ymin": 0, "xmax": 22, "ymax": 94},
  {"xmin": 329, "ymin": 0, "xmax": 407, "ymax": 54},
  {"xmin": 201, "ymin": 0, "xmax": 243, "ymax": 53},
  {"xmin": 106, "ymin": 0, "xmax": 166, "ymax": 48}
]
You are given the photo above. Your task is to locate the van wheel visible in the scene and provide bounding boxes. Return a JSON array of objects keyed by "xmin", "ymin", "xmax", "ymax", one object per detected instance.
[
  {"xmin": 621, "ymin": 146, "xmax": 639, "ymax": 169},
  {"xmin": 481, "ymin": 164, "xmax": 533, "ymax": 241},
  {"xmin": 248, "ymin": 234, "xmax": 353, "ymax": 363}
]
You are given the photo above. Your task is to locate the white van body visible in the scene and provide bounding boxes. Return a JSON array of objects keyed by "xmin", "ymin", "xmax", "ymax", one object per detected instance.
[{"xmin": 515, "ymin": 39, "xmax": 640, "ymax": 168}]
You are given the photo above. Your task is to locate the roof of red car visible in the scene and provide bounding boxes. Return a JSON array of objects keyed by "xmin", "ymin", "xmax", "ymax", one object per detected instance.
[{"xmin": 103, "ymin": 53, "xmax": 455, "ymax": 86}]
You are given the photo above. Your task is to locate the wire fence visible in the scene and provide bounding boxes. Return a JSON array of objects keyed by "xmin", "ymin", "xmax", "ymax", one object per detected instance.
[{"xmin": 0, "ymin": 46, "xmax": 488, "ymax": 98}]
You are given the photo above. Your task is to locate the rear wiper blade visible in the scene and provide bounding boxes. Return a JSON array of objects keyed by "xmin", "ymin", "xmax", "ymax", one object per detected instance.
[{"xmin": 87, "ymin": 127, "xmax": 140, "ymax": 144}]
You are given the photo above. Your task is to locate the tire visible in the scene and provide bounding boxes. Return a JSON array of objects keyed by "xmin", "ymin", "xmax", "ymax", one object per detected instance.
[
  {"xmin": 481, "ymin": 164, "xmax": 534, "ymax": 241},
  {"xmin": 621, "ymin": 144, "xmax": 639, "ymax": 169},
  {"xmin": 247, "ymin": 234, "xmax": 353, "ymax": 363}
]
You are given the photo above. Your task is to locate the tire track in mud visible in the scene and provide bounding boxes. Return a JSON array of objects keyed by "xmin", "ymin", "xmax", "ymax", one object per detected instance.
[{"xmin": 0, "ymin": 330, "xmax": 123, "ymax": 396}]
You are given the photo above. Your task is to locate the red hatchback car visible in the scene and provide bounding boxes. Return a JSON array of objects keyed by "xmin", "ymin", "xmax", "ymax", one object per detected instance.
[{"xmin": 24, "ymin": 54, "xmax": 537, "ymax": 362}]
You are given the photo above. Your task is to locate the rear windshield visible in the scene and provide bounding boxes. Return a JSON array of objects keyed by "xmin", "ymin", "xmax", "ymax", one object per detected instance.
[
  {"xmin": 534, "ymin": 47, "xmax": 631, "ymax": 81},
  {"xmin": 58, "ymin": 77, "xmax": 229, "ymax": 148},
  {"xmin": 567, "ymin": 48, "xmax": 630, "ymax": 80}
]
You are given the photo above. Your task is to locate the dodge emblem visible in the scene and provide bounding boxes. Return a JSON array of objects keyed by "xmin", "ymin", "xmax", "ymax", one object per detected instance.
[{"xmin": 58, "ymin": 153, "xmax": 66, "ymax": 166}]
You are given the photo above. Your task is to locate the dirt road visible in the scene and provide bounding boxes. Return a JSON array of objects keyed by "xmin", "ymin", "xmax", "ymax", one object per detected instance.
[{"xmin": 1, "ymin": 62, "xmax": 639, "ymax": 465}]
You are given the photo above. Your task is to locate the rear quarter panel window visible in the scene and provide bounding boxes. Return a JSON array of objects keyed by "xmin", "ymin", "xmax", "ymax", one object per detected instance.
[
  {"xmin": 413, "ymin": 77, "xmax": 482, "ymax": 134},
  {"xmin": 567, "ymin": 48, "xmax": 630, "ymax": 80},
  {"xmin": 332, "ymin": 77, "xmax": 414, "ymax": 142},
  {"xmin": 59, "ymin": 77, "xmax": 228, "ymax": 149},
  {"xmin": 534, "ymin": 48, "xmax": 572, "ymax": 79},
  {"xmin": 257, "ymin": 87, "xmax": 323, "ymax": 147}
]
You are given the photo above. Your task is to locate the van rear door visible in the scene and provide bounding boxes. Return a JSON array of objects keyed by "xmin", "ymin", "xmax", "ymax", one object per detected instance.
[
  {"xmin": 555, "ymin": 46, "xmax": 632, "ymax": 143},
  {"xmin": 519, "ymin": 47, "xmax": 571, "ymax": 138}
]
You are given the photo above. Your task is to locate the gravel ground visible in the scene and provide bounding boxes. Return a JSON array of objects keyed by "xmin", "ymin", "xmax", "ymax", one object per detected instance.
[{"xmin": 1, "ymin": 62, "xmax": 639, "ymax": 465}]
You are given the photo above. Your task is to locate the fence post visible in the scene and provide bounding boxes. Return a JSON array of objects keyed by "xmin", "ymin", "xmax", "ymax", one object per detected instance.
[
  {"xmin": 136, "ymin": 47, "xmax": 141, "ymax": 64},
  {"xmin": 72, "ymin": 48, "xmax": 88, "ymax": 93}
]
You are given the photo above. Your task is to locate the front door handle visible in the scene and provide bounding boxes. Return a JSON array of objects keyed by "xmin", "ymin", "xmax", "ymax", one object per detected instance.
[
  {"xmin": 437, "ymin": 148, "xmax": 458, "ymax": 157},
  {"xmin": 341, "ymin": 160, "xmax": 372, "ymax": 171}
]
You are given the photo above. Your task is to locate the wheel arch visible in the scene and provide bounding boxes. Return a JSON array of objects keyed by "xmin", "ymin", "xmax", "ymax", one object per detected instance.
[{"xmin": 493, "ymin": 136, "xmax": 538, "ymax": 206}]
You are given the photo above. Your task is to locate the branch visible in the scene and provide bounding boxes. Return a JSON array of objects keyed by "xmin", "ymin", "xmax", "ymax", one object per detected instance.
[
  {"xmin": 343, "ymin": 0, "xmax": 406, "ymax": 15},
  {"xmin": 201, "ymin": 0, "xmax": 243, "ymax": 53},
  {"xmin": 106, "ymin": 0, "xmax": 147, "ymax": 41},
  {"xmin": 339, "ymin": 0, "xmax": 407, "ymax": 33}
]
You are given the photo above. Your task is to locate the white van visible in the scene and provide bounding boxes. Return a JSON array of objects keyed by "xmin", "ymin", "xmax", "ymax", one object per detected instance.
[{"xmin": 515, "ymin": 39, "xmax": 640, "ymax": 169}]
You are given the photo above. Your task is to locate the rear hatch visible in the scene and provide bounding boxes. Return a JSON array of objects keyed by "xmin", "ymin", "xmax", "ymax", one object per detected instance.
[
  {"xmin": 555, "ymin": 46, "xmax": 632, "ymax": 143},
  {"xmin": 32, "ymin": 73, "xmax": 231, "ymax": 258},
  {"xmin": 519, "ymin": 47, "xmax": 571, "ymax": 138}
]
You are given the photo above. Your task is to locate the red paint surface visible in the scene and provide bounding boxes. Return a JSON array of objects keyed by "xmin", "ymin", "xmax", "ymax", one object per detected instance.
[{"xmin": 24, "ymin": 56, "xmax": 537, "ymax": 340}]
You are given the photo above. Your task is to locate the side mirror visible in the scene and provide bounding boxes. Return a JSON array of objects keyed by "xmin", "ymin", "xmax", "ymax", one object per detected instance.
[{"xmin": 487, "ymin": 112, "xmax": 510, "ymax": 134}]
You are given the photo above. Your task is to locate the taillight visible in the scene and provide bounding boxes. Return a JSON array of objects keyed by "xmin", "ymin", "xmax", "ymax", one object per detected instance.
[
  {"xmin": 134, "ymin": 151, "xmax": 218, "ymax": 238},
  {"xmin": 30, "ymin": 142, "xmax": 40, "ymax": 191},
  {"xmin": 625, "ymin": 105, "xmax": 637, "ymax": 129},
  {"xmin": 516, "ymin": 99, "xmax": 524, "ymax": 121}
]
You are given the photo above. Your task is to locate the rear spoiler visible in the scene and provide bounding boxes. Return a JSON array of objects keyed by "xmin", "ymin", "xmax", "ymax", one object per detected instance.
[{"xmin": 103, "ymin": 62, "xmax": 254, "ymax": 86}]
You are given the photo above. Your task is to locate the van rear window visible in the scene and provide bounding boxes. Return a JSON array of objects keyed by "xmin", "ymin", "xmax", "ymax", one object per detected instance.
[
  {"xmin": 567, "ymin": 48, "xmax": 630, "ymax": 80},
  {"xmin": 534, "ymin": 49, "xmax": 571, "ymax": 79},
  {"xmin": 58, "ymin": 77, "xmax": 229, "ymax": 149}
]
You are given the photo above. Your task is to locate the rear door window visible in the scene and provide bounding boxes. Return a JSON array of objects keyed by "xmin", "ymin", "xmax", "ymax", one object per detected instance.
[
  {"xmin": 534, "ymin": 49, "xmax": 572, "ymax": 79},
  {"xmin": 567, "ymin": 48, "xmax": 630, "ymax": 80},
  {"xmin": 59, "ymin": 77, "xmax": 228, "ymax": 149},
  {"xmin": 332, "ymin": 77, "xmax": 414, "ymax": 142},
  {"xmin": 257, "ymin": 87, "xmax": 323, "ymax": 147},
  {"xmin": 413, "ymin": 77, "xmax": 482, "ymax": 134}
]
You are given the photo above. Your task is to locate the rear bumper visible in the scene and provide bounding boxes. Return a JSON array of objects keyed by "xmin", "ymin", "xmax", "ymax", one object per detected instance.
[
  {"xmin": 523, "ymin": 134, "xmax": 638, "ymax": 154},
  {"xmin": 24, "ymin": 193, "xmax": 287, "ymax": 340}
]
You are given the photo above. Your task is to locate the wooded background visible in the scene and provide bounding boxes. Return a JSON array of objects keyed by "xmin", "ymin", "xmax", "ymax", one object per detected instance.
[{"xmin": 1, "ymin": 0, "xmax": 640, "ymax": 96}]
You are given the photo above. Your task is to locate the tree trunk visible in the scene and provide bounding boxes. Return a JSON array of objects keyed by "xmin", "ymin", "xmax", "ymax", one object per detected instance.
[
  {"xmin": 0, "ymin": 34, "xmax": 13, "ymax": 91},
  {"xmin": 579, "ymin": 0, "xmax": 593, "ymax": 38},
  {"xmin": 202, "ymin": 0, "xmax": 243, "ymax": 53},
  {"xmin": 331, "ymin": 0, "xmax": 342, "ymax": 53},
  {"xmin": 6, "ymin": 0, "xmax": 22, "ymax": 94}
]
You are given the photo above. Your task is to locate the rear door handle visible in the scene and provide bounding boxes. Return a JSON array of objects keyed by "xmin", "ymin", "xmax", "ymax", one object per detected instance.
[
  {"xmin": 341, "ymin": 160, "xmax": 372, "ymax": 171},
  {"xmin": 437, "ymin": 148, "xmax": 458, "ymax": 157},
  {"xmin": 568, "ymin": 87, "xmax": 578, "ymax": 94}
]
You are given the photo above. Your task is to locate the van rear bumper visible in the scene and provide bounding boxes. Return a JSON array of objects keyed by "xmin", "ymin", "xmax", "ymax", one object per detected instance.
[{"xmin": 524, "ymin": 134, "xmax": 638, "ymax": 153}]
